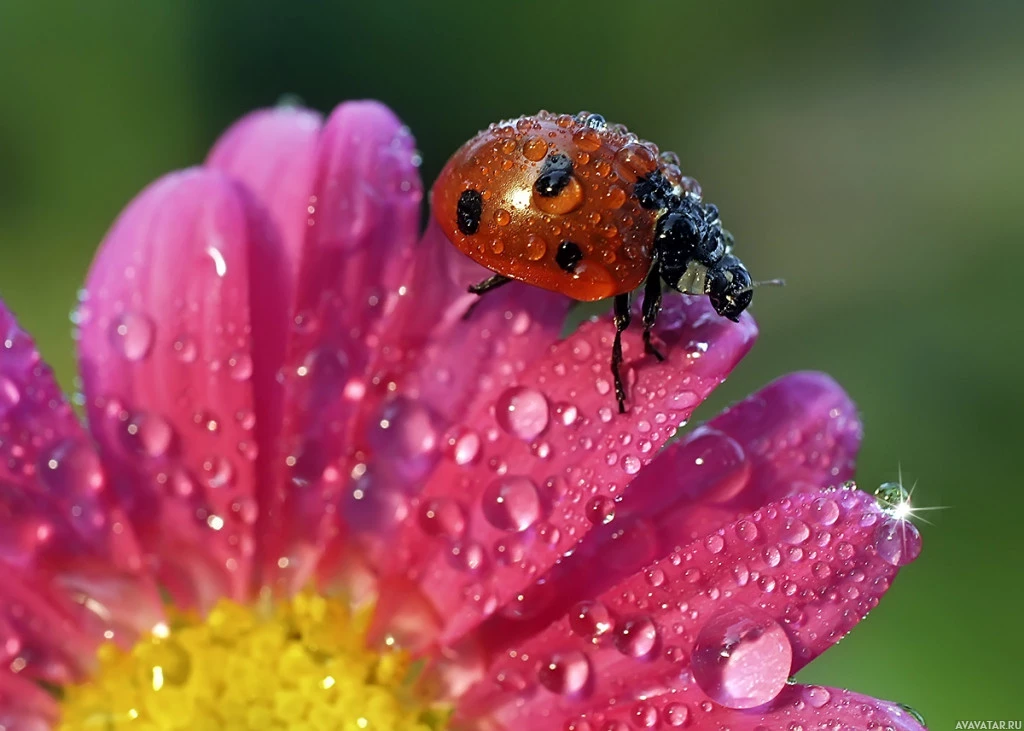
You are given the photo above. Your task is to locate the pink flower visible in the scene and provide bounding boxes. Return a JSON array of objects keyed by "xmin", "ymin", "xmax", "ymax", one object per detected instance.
[{"xmin": 0, "ymin": 100, "xmax": 925, "ymax": 730}]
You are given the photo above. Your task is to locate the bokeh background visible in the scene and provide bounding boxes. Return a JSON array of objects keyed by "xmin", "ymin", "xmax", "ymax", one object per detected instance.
[{"xmin": 1, "ymin": 1, "xmax": 1021, "ymax": 726}]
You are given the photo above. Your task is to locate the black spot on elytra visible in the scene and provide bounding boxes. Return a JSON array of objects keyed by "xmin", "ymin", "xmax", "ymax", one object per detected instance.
[
  {"xmin": 534, "ymin": 154, "xmax": 574, "ymax": 197},
  {"xmin": 556, "ymin": 241, "xmax": 583, "ymax": 272},
  {"xmin": 457, "ymin": 189, "xmax": 483, "ymax": 235}
]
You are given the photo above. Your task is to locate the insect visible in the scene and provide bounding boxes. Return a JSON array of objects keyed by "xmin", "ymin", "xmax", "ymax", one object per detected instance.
[{"xmin": 432, "ymin": 111, "xmax": 779, "ymax": 412}]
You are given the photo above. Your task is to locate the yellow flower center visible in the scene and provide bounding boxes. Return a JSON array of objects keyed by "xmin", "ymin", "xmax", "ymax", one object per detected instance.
[{"xmin": 58, "ymin": 590, "xmax": 450, "ymax": 730}]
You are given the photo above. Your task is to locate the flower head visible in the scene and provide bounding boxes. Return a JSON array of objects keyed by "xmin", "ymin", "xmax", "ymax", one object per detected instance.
[{"xmin": 0, "ymin": 100, "xmax": 924, "ymax": 730}]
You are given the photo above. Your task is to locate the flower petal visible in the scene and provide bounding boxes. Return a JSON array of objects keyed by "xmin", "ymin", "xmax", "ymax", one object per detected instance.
[
  {"xmin": 461, "ymin": 485, "xmax": 920, "ymax": 724},
  {"xmin": 0, "ymin": 669, "xmax": 58, "ymax": 730},
  {"xmin": 77, "ymin": 169, "xmax": 291, "ymax": 608},
  {"xmin": 206, "ymin": 105, "xmax": 324, "ymax": 311},
  {"xmin": 258, "ymin": 102, "xmax": 444, "ymax": 592},
  {"xmin": 320, "ymin": 276, "xmax": 571, "ymax": 582},
  {"xmin": 382, "ymin": 296, "xmax": 756, "ymax": 647},
  {"xmin": 0, "ymin": 300, "xmax": 162, "ymax": 643},
  {"xmin": 556, "ymin": 684, "xmax": 926, "ymax": 731},
  {"xmin": 471, "ymin": 371, "xmax": 861, "ymax": 653}
]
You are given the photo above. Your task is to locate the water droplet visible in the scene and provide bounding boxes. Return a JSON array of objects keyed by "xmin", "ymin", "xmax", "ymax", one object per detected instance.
[
  {"xmin": 495, "ymin": 209, "xmax": 511, "ymax": 226},
  {"xmin": 0, "ymin": 376, "xmax": 20, "ymax": 414},
  {"xmin": 615, "ymin": 143, "xmax": 658, "ymax": 177},
  {"xmin": 200, "ymin": 456, "xmax": 234, "ymax": 489},
  {"xmin": 663, "ymin": 702, "xmax": 690, "ymax": 727},
  {"xmin": 227, "ymin": 351, "xmax": 253, "ymax": 381},
  {"xmin": 537, "ymin": 651, "xmax": 591, "ymax": 695},
  {"xmin": 568, "ymin": 600, "xmax": 614, "ymax": 641},
  {"xmin": 779, "ymin": 517, "xmax": 810, "ymax": 545},
  {"xmin": 556, "ymin": 402, "xmax": 579, "ymax": 426},
  {"xmin": 676, "ymin": 428, "xmax": 751, "ymax": 503},
  {"xmin": 809, "ymin": 497, "xmax": 840, "ymax": 526},
  {"xmin": 762, "ymin": 545, "xmax": 782, "ymax": 567},
  {"xmin": 705, "ymin": 534, "xmax": 725, "ymax": 554},
  {"xmin": 122, "ymin": 412, "xmax": 175, "ymax": 458},
  {"xmin": 449, "ymin": 540, "xmax": 488, "ymax": 574},
  {"xmin": 418, "ymin": 499, "xmax": 466, "ymax": 538},
  {"xmin": 691, "ymin": 605, "xmax": 793, "ymax": 709},
  {"xmin": 173, "ymin": 336, "xmax": 197, "ymax": 363},
  {"xmin": 495, "ymin": 386, "xmax": 550, "ymax": 441},
  {"xmin": 614, "ymin": 615, "xmax": 658, "ymax": 658},
  {"xmin": 481, "ymin": 475, "xmax": 543, "ymax": 532},
  {"xmin": 586, "ymin": 495, "xmax": 616, "ymax": 525},
  {"xmin": 110, "ymin": 311, "xmax": 154, "ymax": 361},
  {"xmin": 645, "ymin": 567, "xmax": 666, "ymax": 587},
  {"xmin": 523, "ymin": 137, "xmax": 548, "ymax": 162},
  {"xmin": 526, "ymin": 234, "xmax": 548, "ymax": 261},
  {"xmin": 873, "ymin": 518, "xmax": 921, "ymax": 566},
  {"xmin": 40, "ymin": 439, "xmax": 104, "ymax": 495},
  {"xmin": 735, "ymin": 520, "xmax": 758, "ymax": 542},
  {"xmin": 572, "ymin": 127, "xmax": 602, "ymax": 152},
  {"xmin": 446, "ymin": 428, "xmax": 481, "ymax": 466}
]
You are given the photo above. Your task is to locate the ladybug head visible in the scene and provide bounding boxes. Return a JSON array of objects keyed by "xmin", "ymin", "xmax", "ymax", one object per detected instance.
[{"xmin": 707, "ymin": 254, "xmax": 754, "ymax": 322}]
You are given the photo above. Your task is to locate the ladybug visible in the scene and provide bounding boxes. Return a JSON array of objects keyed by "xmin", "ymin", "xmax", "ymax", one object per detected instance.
[{"xmin": 432, "ymin": 111, "xmax": 777, "ymax": 412}]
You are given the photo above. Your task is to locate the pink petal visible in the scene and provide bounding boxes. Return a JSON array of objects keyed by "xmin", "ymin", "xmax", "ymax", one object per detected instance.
[
  {"xmin": 0, "ymin": 574, "xmax": 97, "ymax": 684},
  {"xmin": 461, "ymin": 485, "xmax": 920, "ymax": 724},
  {"xmin": 257, "ymin": 102, "xmax": 444, "ymax": 592},
  {"xmin": 0, "ymin": 670, "xmax": 58, "ymax": 730},
  {"xmin": 0, "ymin": 300, "xmax": 162, "ymax": 641},
  {"xmin": 320, "ymin": 274, "xmax": 571, "ymax": 580},
  {"xmin": 206, "ymin": 105, "xmax": 324, "ymax": 312},
  {"xmin": 381, "ymin": 296, "xmax": 756, "ymax": 648},
  {"xmin": 470, "ymin": 371, "xmax": 861, "ymax": 654},
  {"xmin": 557, "ymin": 684, "xmax": 926, "ymax": 731},
  {"xmin": 77, "ymin": 169, "xmax": 291, "ymax": 608}
]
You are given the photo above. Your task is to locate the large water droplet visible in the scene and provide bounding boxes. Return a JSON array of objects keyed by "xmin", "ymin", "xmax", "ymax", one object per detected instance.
[
  {"xmin": 40, "ymin": 439, "xmax": 105, "ymax": 495},
  {"xmin": 691, "ymin": 605, "xmax": 793, "ymax": 709},
  {"xmin": 568, "ymin": 600, "xmax": 614, "ymax": 641},
  {"xmin": 367, "ymin": 397, "xmax": 440, "ymax": 481},
  {"xmin": 537, "ymin": 651, "xmax": 591, "ymax": 695},
  {"xmin": 586, "ymin": 495, "xmax": 616, "ymax": 525},
  {"xmin": 481, "ymin": 475, "xmax": 542, "ymax": 532},
  {"xmin": 110, "ymin": 311, "xmax": 155, "ymax": 361},
  {"xmin": 873, "ymin": 518, "xmax": 922, "ymax": 566},
  {"xmin": 677, "ymin": 428, "xmax": 751, "ymax": 503},
  {"xmin": 495, "ymin": 386, "xmax": 550, "ymax": 442},
  {"xmin": 418, "ymin": 498, "xmax": 466, "ymax": 539},
  {"xmin": 122, "ymin": 412, "xmax": 175, "ymax": 458},
  {"xmin": 614, "ymin": 615, "xmax": 658, "ymax": 658}
]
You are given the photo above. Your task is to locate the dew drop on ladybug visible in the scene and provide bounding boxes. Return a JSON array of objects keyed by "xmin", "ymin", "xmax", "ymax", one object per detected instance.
[{"xmin": 432, "ymin": 111, "xmax": 781, "ymax": 412}]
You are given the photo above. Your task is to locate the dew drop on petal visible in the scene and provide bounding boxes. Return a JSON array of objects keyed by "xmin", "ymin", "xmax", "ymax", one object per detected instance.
[
  {"xmin": 481, "ymin": 475, "xmax": 543, "ymax": 532},
  {"xmin": 418, "ymin": 498, "xmax": 466, "ymax": 539},
  {"xmin": 227, "ymin": 351, "xmax": 253, "ymax": 381},
  {"xmin": 663, "ymin": 702, "xmax": 690, "ymax": 727},
  {"xmin": 495, "ymin": 386, "xmax": 550, "ymax": 441},
  {"xmin": 122, "ymin": 412, "xmax": 175, "ymax": 458},
  {"xmin": 537, "ymin": 651, "xmax": 591, "ymax": 695},
  {"xmin": 614, "ymin": 615, "xmax": 658, "ymax": 658},
  {"xmin": 109, "ymin": 311, "xmax": 154, "ymax": 361},
  {"xmin": 873, "ymin": 517, "xmax": 922, "ymax": 566},
  {"xmin": 586, "ymin": 495, "xmax": 616, "ymax": 525},
  {"xmin": 568, "ymin": 600, "xmax": 614, "ymax": 641},
  {"xmin": 691, "ymin": 605, "xmax": 793, "ymax": 709},
  {"xmin": 779, "ymin": 517, "xmax": 810, "ymax": 545}
]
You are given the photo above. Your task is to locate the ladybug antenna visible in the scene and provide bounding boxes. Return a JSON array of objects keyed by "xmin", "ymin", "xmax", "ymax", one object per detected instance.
[{"xmin": 736, "ymin": 278, "xmax": 786, "ymax": 295}]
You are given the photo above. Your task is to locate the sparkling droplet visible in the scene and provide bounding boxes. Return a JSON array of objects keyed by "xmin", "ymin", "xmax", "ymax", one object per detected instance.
[
  {"xmin": 481, "ymin": 475, "xmax": 543, "ymax": 532},
  {"xmin": 691, "ymin": 605, "xmax": 793, "ymax": 709},
  {"xmin": 809, "ymin": 497, "xmax": 840, "ymax": 525},
  {"xmin": 495, "ymin": 386, "xmax": 550, "ymax": 441},
  {"xmin": 537, "ymin": 651, "xmax": 591, "ymax": 695},
  {"xmin": 568, "ymin": 600, "xmax": 614, "ymax": 641},
  {"xmin": 735, "ymin": 520, "xmax": 758, "ymax": 542},
  {"xmin": 110, "ymin": 311, "xmax": 154, "ymax": 361},
  {"xmin": 586, "ymin": 495, "xmax": 616, "ymax": 525},
  {"xmin": 873, "ymin": 518, "xmax": 922, "ymax": 566},
  {"xmin": 614, "ymin": 615, "xmax": 658, "ymax": 658},
  {"xmin": 705, "ymin": 534, "xmax": 725, "ymax": 554}
]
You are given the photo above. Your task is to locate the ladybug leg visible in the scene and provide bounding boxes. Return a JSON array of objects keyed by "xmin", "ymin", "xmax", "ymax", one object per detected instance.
[
  {"xmin": 462, "ymin": 273, "xmax": 512, "ymax": 320},
  {"xmin": 641, "ymin": 268, "xmax": 666, "ymax": 361},
  {"xmin": 611, "ymin": 292, "xmax": 632, "ymax": 413}
]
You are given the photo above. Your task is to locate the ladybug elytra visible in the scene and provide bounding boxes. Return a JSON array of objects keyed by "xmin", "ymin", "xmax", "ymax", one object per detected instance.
[{"xmin": 432, "ymin": 111, "xmax": 777, "ymax": 412}]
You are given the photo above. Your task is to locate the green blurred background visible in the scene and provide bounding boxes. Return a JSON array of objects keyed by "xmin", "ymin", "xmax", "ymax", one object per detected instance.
[{"xmin": 1, "ymin": 1, "xmax": 1021, "ymax": 726}]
